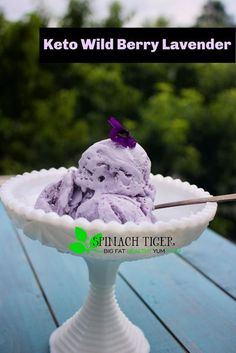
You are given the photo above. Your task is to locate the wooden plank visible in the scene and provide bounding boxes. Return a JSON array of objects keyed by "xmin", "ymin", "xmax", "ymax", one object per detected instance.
[
  {"xmin": 179, "ymin": 228, "xmax": 236, "ymax": 299},
  {"xmin": 120, "ymin": 255, "xmax": 236, "ymax": 353},
  {"xmin": 0, "ymin": 204, "xmax": 56, "ymax": 353},
  {"xmin": 18, "ymin": 232, "xmax": 187, "ymax": 353}
]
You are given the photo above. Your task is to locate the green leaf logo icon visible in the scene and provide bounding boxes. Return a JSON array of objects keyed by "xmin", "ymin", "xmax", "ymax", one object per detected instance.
[
  {"xmin": 68, "ymin": 228, "xmax": 103, "ymax": 254},
  {"xmin": 75, "ymin": 227, "xmax": 87, "ymax": 242},
  {"xmin": 68, "ymin": 242, "xmax": 87, "ymax": 254}
]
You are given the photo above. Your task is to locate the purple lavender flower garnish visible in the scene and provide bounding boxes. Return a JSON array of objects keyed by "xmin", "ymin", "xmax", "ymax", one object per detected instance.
[{"xmin": 108, "ymin": 117, "xmax": 136, "ymax": 148}]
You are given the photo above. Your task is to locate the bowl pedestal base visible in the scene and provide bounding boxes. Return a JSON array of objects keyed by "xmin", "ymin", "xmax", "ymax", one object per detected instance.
[{"xmin": 50, "ymin": 259, "xmax": 150, "ymax": 353}]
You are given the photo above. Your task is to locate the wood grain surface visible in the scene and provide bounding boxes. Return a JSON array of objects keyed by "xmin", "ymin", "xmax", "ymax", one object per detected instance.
[{"xmin": 0, "ymin": 182, "xmax": 236, "ymax": 353}]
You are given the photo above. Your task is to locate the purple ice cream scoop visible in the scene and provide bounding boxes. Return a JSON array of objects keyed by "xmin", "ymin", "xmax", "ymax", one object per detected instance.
[{"xmin": 35, "ymin": 139, "xmax": 156, "ymax": 224}]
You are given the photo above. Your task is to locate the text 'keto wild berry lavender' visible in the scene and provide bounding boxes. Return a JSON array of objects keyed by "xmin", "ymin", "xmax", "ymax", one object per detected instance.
[{"xmin": 40, "ymin": 27, "xmax": 236, "ymax": 63}]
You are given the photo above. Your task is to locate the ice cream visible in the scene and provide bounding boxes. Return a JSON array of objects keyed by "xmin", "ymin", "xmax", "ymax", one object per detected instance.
[{"xmin": 35, "ymin": 119, "xmax": 156, "ymax": 224}]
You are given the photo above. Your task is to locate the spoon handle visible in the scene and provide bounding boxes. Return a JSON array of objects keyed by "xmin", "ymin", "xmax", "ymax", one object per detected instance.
[{"xmin": 154, "ymin": 193, "xmax": 236, "ymax": 210}]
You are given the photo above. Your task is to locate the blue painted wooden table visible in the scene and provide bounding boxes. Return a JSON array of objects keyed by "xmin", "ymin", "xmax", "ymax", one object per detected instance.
[{"xmin": 0, "ymin": 202, "xmax": 236, "ymax": 353}]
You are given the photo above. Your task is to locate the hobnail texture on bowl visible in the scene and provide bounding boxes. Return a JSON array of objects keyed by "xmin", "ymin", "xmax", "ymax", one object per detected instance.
[{"xmin": 0, "ymin": 168, "xmax": 217, "ymax": 353}]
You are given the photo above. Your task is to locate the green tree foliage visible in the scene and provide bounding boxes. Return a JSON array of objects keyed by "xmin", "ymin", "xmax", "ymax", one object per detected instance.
[
  {"xmin": 61, "ymin": 0, "xmax": 91, "ymax": 27},
  {"xmin": 143, "ymin": 16, "xmax": 170, "ymax": 27},
  {"xmin": 0, "ymin": 1, "xmax": 235, "ymax": 239},
  {"xmin": 103, "ymin": 1, "xmax": 125, "ymax": 27},
  {"xmin": 195, "ymin": 0, "xmax": 234, "ymax": 27},
  {"xmin": 140, "ymin": 83, "xmax": 203, "ymax": 178}
]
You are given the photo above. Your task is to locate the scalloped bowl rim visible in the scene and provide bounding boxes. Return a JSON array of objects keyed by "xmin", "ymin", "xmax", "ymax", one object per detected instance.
[{"xmin": 0, "ymin": 167, "xmax": 217, "ymax": 234}]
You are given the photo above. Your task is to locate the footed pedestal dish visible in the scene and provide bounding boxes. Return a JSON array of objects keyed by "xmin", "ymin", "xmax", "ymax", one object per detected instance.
[{"xmin": 0, "ymin": 168, "xmax": 217, "ymax": 353}]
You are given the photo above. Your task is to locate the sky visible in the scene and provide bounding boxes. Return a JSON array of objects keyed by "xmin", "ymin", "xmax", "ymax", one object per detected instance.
[{"xmin": 0, "ymin": 0, "xmax": 236, "ymax": 26}]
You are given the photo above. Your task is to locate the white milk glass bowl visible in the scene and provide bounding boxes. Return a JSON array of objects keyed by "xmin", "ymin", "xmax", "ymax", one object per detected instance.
[{"xmin": 0, "ymin": 168, "xmax": 217, "ymax": 353}]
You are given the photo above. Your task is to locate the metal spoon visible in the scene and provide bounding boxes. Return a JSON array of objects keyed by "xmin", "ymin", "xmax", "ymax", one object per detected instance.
[{"xmin": 154, "ymin": 193, "xmax": 236, "ymax": 210}]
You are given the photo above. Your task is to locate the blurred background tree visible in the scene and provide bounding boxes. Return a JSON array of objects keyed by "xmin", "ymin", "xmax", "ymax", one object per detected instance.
[
  {"xmin": 195, "ymin": 0, "xmax": 234, "ymax": 27},
  {"xmin": 61, "ymin": 0, "xmax": 91, "ymax": 27},
  {"xmin": 143, "ymin": 16, "xmax": 170, "ymax": 27},
  {"xmin": 0, "ymin": 0, "xmax": 235, "ymax": 241},
  {"xmin": 102, "ymin": 1, "xmax": 126, "ymax": 27}
]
